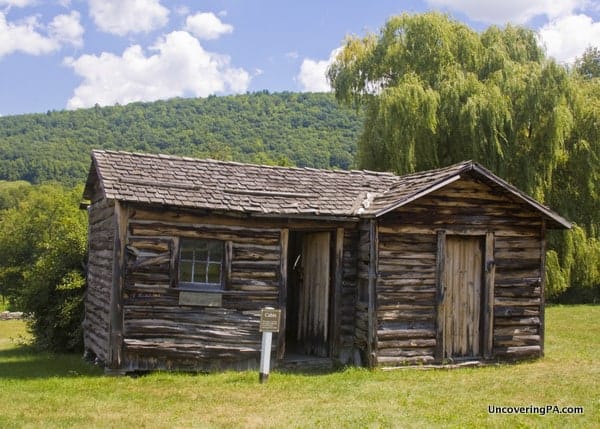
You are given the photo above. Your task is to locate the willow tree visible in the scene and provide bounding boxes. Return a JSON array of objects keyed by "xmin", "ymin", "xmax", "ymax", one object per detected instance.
[
  {"xmin": 328, "ymin": 12, "xmax": 600, "ymax": 301},
  {"xmin": 328, "ymin": 12, "xmax": 572, "ymax": 198},
  {"xmin": 574, "ymin": 46, "xmax": 600, "ymax": 79}
]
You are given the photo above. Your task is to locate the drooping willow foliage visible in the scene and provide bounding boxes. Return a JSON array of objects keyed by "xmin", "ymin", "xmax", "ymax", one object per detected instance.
[{"xmin": 328, "ymin": 12, "xmax": 600, "ymax": 302}]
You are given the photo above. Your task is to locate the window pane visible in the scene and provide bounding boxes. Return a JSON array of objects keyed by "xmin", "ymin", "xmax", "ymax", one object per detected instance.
[
  {"xmin": 179, "ymin": 261, "xmax": 193, "ymax": 282},
  {"xmin": 180, "ymin": 239, "xmax": 196, "ymax": 260},
  {"xmin": 208, "ymin": 241, "xmax": 223, "ymax": 261},
  {"xmin": 207, "ymin": 263, "xmax": 222, "ymax": 284},
  {"xmin": 179, "ymin": 238, "xmax": 224, "ymax": 288},
  {"xmin": 196, "ymin": 245, "xmax": 208, "ymax": 262},
  {"xmin": 194, "ymin": 263, "xmax": 207, "ymax": 283},
  {"xmin": 180, "ymin": 248, "xmax": 194, "ymax": 260}
]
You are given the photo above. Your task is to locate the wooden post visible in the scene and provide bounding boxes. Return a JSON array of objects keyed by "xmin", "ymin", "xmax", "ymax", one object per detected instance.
[
  {"xmin": 366, "ymin": 220, "xmax": 378, "ymax": 368},
  {"xmin": 277, "ymin": 228, "xmax": 288, "ymax": 361},
  {"xmin": 107, "ymin": 200, "xmax": 127, "ymax": 375},
  {"xmin": 331, "ymin": 227, "xmax": 344, "ymax": 359},
  {"xmin": 434, "ymin": 230, "xmax": 446, "ymax": 362},
  {"xmin": 539, "ymin": 220, "xmax": 546, "ymax": 357},
  {"xmin": 259, "ymin": 307, "xmax": 281, "ymax": 383},
  {"xmin": 169, "ymin": 237, "xmax": 179, "ymax": 289},
  {"xmin": 483, "ymin": 232, "xmax": 495, "ymax": 360},
  {"xmin": 259, "ymin": 331, "xmax": 273, "ymax": 383},
  {"xmin": 225, "ymin": 240, "xmax": 233, "ymax": 289}
]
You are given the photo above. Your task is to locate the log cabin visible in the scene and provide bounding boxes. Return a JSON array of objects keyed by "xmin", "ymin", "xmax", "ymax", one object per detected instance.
[{"xmin": 81, "ymin": 150, "xmax": 570, "ymax": 373}]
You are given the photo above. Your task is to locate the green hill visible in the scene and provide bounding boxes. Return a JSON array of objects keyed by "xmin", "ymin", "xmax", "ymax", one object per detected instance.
[{"xmin": 0, "ymin": 92, "xmax": 362, "ymax": 186}]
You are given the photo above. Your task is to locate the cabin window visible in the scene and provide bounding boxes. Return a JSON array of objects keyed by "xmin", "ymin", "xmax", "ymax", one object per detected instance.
[{"xmin": 178, "ymin": 238, "xmax": 224, "ymax": 290}]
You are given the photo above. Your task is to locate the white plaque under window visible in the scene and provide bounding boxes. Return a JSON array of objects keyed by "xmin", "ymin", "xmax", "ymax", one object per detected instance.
[{"xmin": 178, "ymin": 291, "xmax": 222, "ymax": 307}]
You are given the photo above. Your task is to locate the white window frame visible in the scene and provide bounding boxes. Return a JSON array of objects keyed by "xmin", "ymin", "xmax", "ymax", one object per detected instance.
[{"xmin": 178, "ymin": 237, "xmax": 224, "ymax": 291}]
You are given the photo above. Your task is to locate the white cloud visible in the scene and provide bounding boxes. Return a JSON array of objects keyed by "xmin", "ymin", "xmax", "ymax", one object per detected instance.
[
  {"xmin": 88, "ymin": 0, "xmax": 169, "ymax": 36},
  {"xmin": 285, "ymin": 51, "xmax": 299, "ymax": 60},
  {"xmin": 297, "ymin": 48, "xmax": 341, "ymax": 92},
  {"xmin": 0, "ymin": 9, "xmax": 85, "ymax": 59},
  {"xmin": 175, "ymin": 5, "xmax": 190, "ymax": 16},
  {"xmin": 0, "ymin": 0, "xmax": 34, "ymax": 7},
  {"xmin": 184, "ymin": 12, "xmax": 233, "ymax": 40},
  {"xmin": 539, "ymin": 14, "xmax": 600, "ymax": 63},
  {"xmin": 423, "ymin": 0, "xmax": 600, "ymax": 64},
  {"xmin": 425, "ymin": 0, "xmax": 587, "ymax": 24},
  {"xmin": 48, "ymin": 11, "xmax": 84, "ymax": 47},
  {"xmin": 0, "ymin": 12, "xmax": 59, "ymax": 58},
  {"xmin": 64, "ymin": 30, "xmax": 250, "ymax": 109}
]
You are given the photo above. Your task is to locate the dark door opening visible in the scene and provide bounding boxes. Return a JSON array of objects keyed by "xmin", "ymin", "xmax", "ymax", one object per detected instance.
[{"xmin": 286, "ymin": 231, "xmax": 331, "ymax": 357}]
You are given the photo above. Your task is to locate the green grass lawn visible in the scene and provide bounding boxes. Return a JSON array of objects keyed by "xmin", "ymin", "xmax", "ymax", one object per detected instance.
[{"xmin": 0, "ymin": 306, "xmax": 597, "ymax": 428}]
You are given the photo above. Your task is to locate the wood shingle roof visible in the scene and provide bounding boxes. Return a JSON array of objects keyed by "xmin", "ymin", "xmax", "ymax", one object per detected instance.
[
  {"xmin": 84, "ymin": 150, "xmax": 399, "ymax": 218},
  {"xmin": 83, "ymin": 150, "xmax": 570, "ymax": 228}
]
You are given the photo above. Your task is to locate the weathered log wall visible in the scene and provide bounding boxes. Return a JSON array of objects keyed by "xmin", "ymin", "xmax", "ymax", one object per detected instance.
[
  {"xmin": 339, "ymin": 230, "xmax": 358, "ymax": 363},
  {"xmin": 354, "ymin": 223, "xmax": 370, "ymax": 363},
  {"xmin": 84, "ymin": 174, "xmax": 548, "ymax": 371},
  {"xmin": 376, "ymin": 176, "xmax": 544, "ymax": 365},
  {"xmin": 376, "ymin": 232, "xmax": 437, "ymax": 366},
  {"xmin": 84, "ymin": 201, "xmax": 367, "ymax": 371},
  {"xmin": 120, "ymin": 208, "xmax": 282, "ymax": 371},
  {"xmin": 493, "ymin": 236, "xmax": 542, "ymax": 359},
  {"xmin": 83, "ymin": 198, "xmax": 115, "ymax": 362}
]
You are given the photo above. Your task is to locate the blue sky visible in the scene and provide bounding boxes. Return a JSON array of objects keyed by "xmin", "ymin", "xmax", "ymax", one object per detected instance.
[{"xmin": 0, "ymin": 0, "xmax": 599, "ymax": 116}]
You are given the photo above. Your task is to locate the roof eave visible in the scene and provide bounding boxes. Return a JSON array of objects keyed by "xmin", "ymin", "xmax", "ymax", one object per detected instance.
[
  {"xmin": 82, "ymin": 151, "xmax": 109, "ymax": 202},
  {"xmin": 370, "ymin": 161, "xmax": 571, "ymax": 230},
  {"xmin": 111, "ymin": 198, "xmax": 361, "ymax": 223},
  {"xmin": 372, "ymin": 174, "xmax": 463, "ymax": 218},
  {"xmin": 250, "ymin": 211, "xmax": 360, "ymax": 223},
  {"xmin": 470, "ymin": 163, "xmax": 571, "ymax": 230}
]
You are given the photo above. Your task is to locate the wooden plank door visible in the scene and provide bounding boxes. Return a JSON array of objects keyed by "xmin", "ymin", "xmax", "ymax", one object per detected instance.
[
  {"xmin": 297, "ymin": 232, "xmax": 330, "ymax": 357},
  {"xmin": 443, "ymin": 236, "xmax": 484, "ymax": 358}
]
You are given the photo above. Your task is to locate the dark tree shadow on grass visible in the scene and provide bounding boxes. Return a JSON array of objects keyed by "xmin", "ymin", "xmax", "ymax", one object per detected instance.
[{"xmin": 0, "ymin": 346, "xmax": 103, "ymax": 379}]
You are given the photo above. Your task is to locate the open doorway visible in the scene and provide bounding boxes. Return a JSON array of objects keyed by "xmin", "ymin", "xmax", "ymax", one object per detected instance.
[{"xmin": 286, "ymin": 231, "xmax": 331, "ymax": 358}]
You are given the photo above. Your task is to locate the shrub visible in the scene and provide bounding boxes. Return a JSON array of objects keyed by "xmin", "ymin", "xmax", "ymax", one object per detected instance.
[{"xmin": 0, "ymin": 184, "xmax": 87, "ymax": 352}]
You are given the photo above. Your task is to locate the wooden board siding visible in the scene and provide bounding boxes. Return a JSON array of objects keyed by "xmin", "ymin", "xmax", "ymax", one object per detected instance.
[
  {"xmin": 339, "ymin": 229, "xmax": 358, "ymax": 364},
  {"xmin": 83, "ymin": 156, "xmax": 567, "ymax": 372},
  {"xmin": 277, "ymin": 228, "xmax": 288, "ymax": 360},
  {"xmin": 108, "ymin": 205, "xmax": 369, "ymax": 371},
  {"xmin": 119, "ymin": 208, "xmax": 283, "ymax": 371},
  {"xmin": 107, "ymin": 201, "xmax": 128, "ymax": 373},
  {"xmin": 376, "ymin": 177, "xmax": 544, "ymax": 365},
  {"xmin": 539, "ymin": 220, "xmax": 546, "ymax": 357},
  {"xmin": 493, "ymin": 235, "xmax": 542, "ymax": 359},
  {"xmin": 83, "ymin": 198, "xmax": 115, "ymax": 363},
  {"xmin": 443, "ymin": 236, "xmax": 483, "ymax": 358},
  {"xmin": 331, "ymin": 228, "xmax": 344, "ymax": 359},
  {"xmin": 376, "ymin": 232, "xmax": 437, "ymax": 365},
  {"xmin": 354, "ymin": 222, "xmax": 370, "ymax": 364},
  {"xmin": 297, "ymin": 232, "xmax": 330, "ymax": 357}
]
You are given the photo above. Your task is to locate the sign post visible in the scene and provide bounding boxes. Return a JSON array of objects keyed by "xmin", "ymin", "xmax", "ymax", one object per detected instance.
[{"xmin": 259, "ymin": 307, "xmax": 281, "ymax": 383}]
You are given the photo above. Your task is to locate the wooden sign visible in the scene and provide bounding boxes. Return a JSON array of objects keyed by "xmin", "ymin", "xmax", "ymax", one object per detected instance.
[
  {"xmin": 259, "ymin": 308, "xmax": 281, "ymax": 332},
  {"xmin": 178, "ymin": 291, "xmax": 222, "ymax": 307},
  {"xmin": 259, "ymin": 306, "xmax": 280, "ymax": 383}
]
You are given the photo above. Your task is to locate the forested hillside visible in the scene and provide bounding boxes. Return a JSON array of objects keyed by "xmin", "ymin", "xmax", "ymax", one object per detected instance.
[{"xmin": 0, "ymin": 92, "xmax": 362, "ymax": 186}]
